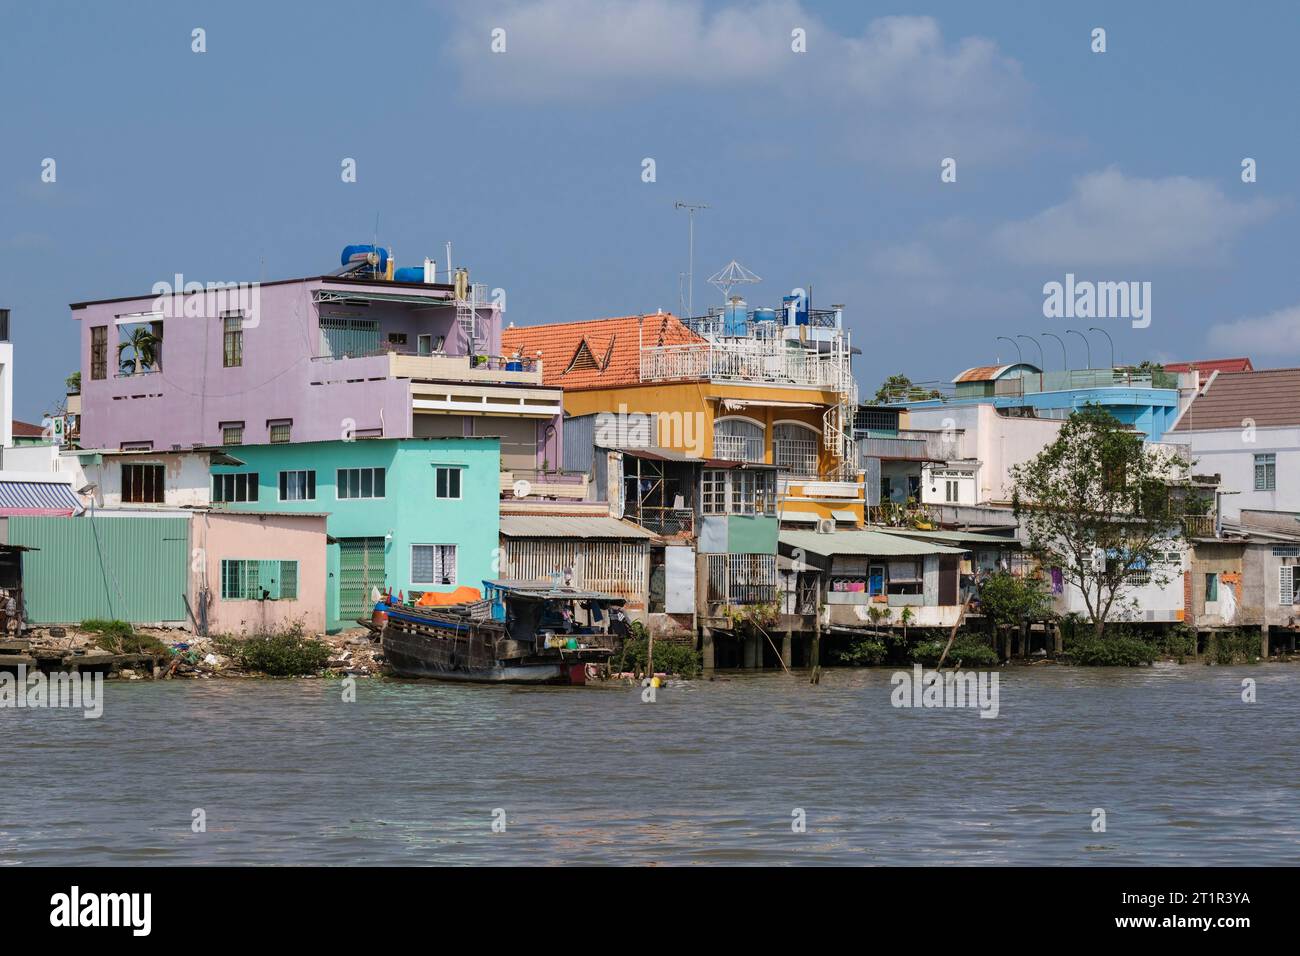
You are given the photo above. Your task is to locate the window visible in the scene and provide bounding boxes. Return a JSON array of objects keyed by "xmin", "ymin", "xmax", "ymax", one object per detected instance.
[
  {"xmin": 387, "ymin": 332, "xmax": 408, "ymax": 347},
  {"xmin": 713, "ymin": 418, "xmax": 765, "ymax": 462},
  {"xmin": 91, "ymin": 326, "xmax": 108, "ymax": 380},
  {"xmin": 279, "ymin": 470, "xmax": 316, "ymax": 501},
  {"xmin": 221, "ymin": 559, "xmax": 298, "ymax": 600},
  {"xmin": 435, "ymin": 466, "xmax": 462, "ymax": 499},
  {"xmin": 222, "ymin": 312, "xmax": 243, "ymax": 367},
  {"xmin": 411, "ymin": 544, "xmax": 456, "ymax": 586},
  {"xmin": 945, "ymin": 479, "xmax": 959, "ymax": 503},
  {"xmin": 1254, "ymin": 453, "xmax": 1276, "ymax": 491},
  {"xmin": 773, "ymin": 423, "xmax": 819, "ymax": 476},
  {"xmin": 121, "ymin": 463, "xmax": 164, "ymax": 503},
  {"xmin": 1205, "ymin": 573, "xmax": 1219, "ymax": 603},
  {"xmin": 701, "ymin": 468, "xmax": 776, "ymax": 516},
  {"xmin": 337, "ymin": 467, "xmax": 386, "ymax": 500},
  {"xmin": 268, "ymin": 420, "xmax": 292, "ymax": 444},
  {"xmin": 212, "ymin": 472, "xmax": 259, "ymax": 503},
  {"xmin": 1280, "ymin": 566, "xmax": 1300, "ymax": 606},
  {"xmin": 221, "ymin": 422, "xmax": 244, "ymax": 446}
]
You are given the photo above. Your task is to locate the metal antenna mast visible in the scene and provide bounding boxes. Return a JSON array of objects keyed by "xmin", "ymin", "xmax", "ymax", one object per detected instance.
[{"xmin": 674, "ymin": 201, "xmax": 709, "ymax": 318}]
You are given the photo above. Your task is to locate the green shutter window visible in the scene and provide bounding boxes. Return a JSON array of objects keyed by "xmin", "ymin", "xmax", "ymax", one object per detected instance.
[
  {"xmin": 280, "ymin": 561, "xmax": 298, "ymax": 600},
  {"xmin": 258, "ymin": 560, "xmax": 281, "ymax": 600}
]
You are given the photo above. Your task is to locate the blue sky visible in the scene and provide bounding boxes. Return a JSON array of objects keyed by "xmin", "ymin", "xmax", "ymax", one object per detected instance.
[{"xmin": 3, "ymin": 0, "xmax": 1297, "ymax": 420}]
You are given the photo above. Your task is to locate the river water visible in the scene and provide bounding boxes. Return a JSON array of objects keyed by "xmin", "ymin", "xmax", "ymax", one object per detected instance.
[{"xmin": 3, "ymin": 664, "xmax": 1297, "ymax": 865}]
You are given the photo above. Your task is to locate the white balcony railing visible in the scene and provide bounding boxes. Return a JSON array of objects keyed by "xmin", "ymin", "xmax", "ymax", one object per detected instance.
[{"xmin": 640, "ymin": 341, "xmax": 849, "ymax": 390}]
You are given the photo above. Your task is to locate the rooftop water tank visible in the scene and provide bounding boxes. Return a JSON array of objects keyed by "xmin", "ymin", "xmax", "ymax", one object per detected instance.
[{"xmin": 723, "ymin": 297, "xmax": 748, "ymax": 336}]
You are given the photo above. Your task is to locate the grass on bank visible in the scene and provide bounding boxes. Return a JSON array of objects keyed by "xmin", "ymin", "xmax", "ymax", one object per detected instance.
[
  {"xmin": 79, "ymin": 619, "xmax": 170, "ymax": 656},
  {"xmin": 215, "ymin": 623, "xmax": 332, "ymax": 677}
]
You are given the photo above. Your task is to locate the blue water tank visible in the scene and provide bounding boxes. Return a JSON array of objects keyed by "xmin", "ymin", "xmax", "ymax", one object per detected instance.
[
  {"xmin": 753, "ymin": 307, "xmax": 777, "ymax": 326},
  {"xmin": 341, "ymin": 244, "xmax": 390, "ymax": 272},
  {"xmin": 723, "ymin": 298, "xmax": 748, "ymax": 336},
  {"xmin": 393, "ymin": 266, "xmax": 427, "ymax": 283}
]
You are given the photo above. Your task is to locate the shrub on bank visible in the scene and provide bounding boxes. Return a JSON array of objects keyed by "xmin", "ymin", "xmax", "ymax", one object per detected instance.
[
  {"xmin": 1064, "ymin": 629, "xmax": 1156, "ymax": 666},
  {"xmin": 615, "ymin": 635, "xmax": 702, "ymax": 679},
  {"xmin": 80, "ymin": 619, "xmax": 169, "ymax": 656},
  {"xmin": 834, "ymin": 636, "xmax": 888, "ymax": 666},
  {"xmin": 910, "ymin": 634, "xmax": 999, "ymax": 668},
  {"xmin": 1208, "ymin": 629, "xmax": 1259, "ymax": 665},
  {"xmin": 221, "ymin": 623, "xmax": 331, "ymax": 676},
  {"xmin": 1157, "ymin": 627, "xmax": 1197, "ymax": 662}
]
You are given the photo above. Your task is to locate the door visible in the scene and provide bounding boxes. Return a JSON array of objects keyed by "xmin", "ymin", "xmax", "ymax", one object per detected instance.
[
  {"xmin": 338, "ymin": 537, "xmax": 386, "ymax": 621},
  {"xmin": 868, "ymin": 564, "xmax": 885, "ymax": 596}
]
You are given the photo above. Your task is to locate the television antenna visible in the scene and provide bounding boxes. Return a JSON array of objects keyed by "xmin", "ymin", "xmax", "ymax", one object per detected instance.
[{"xmin": 708, "ymin": 260, "xmax": 762, "ymax": 303}]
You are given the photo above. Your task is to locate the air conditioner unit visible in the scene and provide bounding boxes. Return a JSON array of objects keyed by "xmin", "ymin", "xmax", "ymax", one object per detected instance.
[{"xmin": 817, "ymin": 518, "xmax": 836, "ymax": 534}]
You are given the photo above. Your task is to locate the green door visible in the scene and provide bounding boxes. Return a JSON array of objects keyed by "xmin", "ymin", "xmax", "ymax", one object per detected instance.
[{"xmin": 338, "ymin": 537, "xmax": 386, "ymax": 622}]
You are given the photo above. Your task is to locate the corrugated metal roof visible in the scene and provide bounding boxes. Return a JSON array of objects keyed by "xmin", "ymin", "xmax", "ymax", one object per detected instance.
[
  {"xmin": 780, "ymin": 529, "xmax": 968, "ymax": 557},
  {"xmin": 0, "ymin": 481, "xmax": 83, "ymax": 516},
  {"xmin": 499, "ymin": 515, "xmax": 654, "ymax": 539},
  {"xmin": 877, "ymin": 527, "xmax": 1020, "ymax": 546}
]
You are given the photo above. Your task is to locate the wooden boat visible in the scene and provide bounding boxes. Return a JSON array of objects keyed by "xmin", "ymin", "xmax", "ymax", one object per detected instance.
[{"xmin": 380, "ymin": 580, "xmax": 622, "ymax": 685}]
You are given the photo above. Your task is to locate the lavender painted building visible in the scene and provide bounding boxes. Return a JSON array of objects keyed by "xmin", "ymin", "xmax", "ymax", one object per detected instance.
[{"xmin": 72, "ymin": 272, "xmax": 565, "ymax": 480}]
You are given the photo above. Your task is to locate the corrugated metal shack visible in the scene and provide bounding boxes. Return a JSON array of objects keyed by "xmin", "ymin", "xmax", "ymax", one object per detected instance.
[{"xmin": 498, "ymin": 514, "xmax": 652, "ymax": 614}]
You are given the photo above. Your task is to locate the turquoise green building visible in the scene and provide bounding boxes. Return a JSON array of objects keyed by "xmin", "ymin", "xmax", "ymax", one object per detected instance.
[{"xmin": 210, "ymin": 437, "xmax": 500, "ymax": 631}]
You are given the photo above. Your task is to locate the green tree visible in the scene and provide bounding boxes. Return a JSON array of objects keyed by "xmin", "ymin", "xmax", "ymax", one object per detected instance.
[
  {"xmin": 1010, "ymin": 406, "xmax": 1187, "ymax": 640},
  {"xmin": 118, "ymin": 325, "xmax": 161, "ymax": 376},
  {"xmin": 977, "ymin": 570, "xmax": 1053, "ymax": 629},
  {"xmin": 874, "ymin": 373, "xmax": 942, "ymax": 404},
  {"xmin": 65, "ymin": 370, "xmax": 81, "ymax": 394}
]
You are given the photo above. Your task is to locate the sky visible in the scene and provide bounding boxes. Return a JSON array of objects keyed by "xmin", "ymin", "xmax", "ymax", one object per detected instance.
[{"xmin": 2, "ymin": 0, "xmax": 1298, "ymax": 421}]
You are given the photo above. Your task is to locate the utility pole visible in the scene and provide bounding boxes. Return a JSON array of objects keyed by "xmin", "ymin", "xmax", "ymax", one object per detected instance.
[{"xmin": 674, "ymin": 201, "xmax": 708, "ymax": 319}]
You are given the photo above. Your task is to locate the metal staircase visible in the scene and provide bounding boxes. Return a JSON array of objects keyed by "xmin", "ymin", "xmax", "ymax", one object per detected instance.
[
  {"xmin": 821, "ymin": 335, "xmax": 859, "ymax": 478},
  {"xmin": 456, "ymin": 282, "xmax": 491, "ymax": 355}
]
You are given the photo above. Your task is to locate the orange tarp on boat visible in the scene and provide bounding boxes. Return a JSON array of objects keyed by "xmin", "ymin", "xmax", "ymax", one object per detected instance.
[{"xmin": 416, "ymin": 586, "xmax": 482, "ymax": 607}]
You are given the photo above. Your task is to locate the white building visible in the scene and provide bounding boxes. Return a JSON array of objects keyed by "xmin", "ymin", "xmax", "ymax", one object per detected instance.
[
  {"xmin": 905, "ymin": 404, "xmax": 1064, "ymax": 507},
  {"xmin": 1166, "ymin": 368, "xmax": 1300, "ymax": 521}
]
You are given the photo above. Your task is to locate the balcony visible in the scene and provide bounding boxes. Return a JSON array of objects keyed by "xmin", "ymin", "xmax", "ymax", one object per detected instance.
[
  {"xmin": 1182, "ymin": 514, "xmax": 1216, "ymax": 538},
  {"xmin": 640, "ymin": 340, "xmax": 849, "ymax": 390},
  {"xmin": 313, "ymin": 350, "xmax": 542, "ymax": 386}
]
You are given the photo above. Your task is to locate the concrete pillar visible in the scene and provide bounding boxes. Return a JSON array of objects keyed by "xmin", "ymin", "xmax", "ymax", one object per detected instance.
[
  {"xmin": 1260, "ymin": 625, "xmax": 1270, "ymax": 660},
  {"xmin": 701, "ymin": 627, "xmax": 715, "ymax": 671},
  {"xmin": 781, "ymin": 631, "xmax": 793, "ymax": 669},
  {"xmin": 1001, "ymin": 628, "xmax": 1012, "ymax": 661},
  {"xmin": 742, "ymin": 632, "xmax": 757, "ymax": 668},
  {"xmin": 1053, "ymin": 624, "xmax": 1063, "ymax": 655}
]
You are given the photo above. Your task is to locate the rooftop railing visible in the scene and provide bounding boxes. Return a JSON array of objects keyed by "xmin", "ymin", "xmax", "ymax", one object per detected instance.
[{"xmin": 640, "ymin": 339, "xmax": 850, "ymax": 389}]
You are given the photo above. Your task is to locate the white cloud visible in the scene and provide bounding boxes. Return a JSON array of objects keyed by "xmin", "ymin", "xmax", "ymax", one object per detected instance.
[
  {"xmin": 993, "ymin": 168, "xmax": 1277, "ymax": 267},
  {"xmin": 446, "ymin": 1, "xmax": 1030, "ymax": 162},
  {"xmin": 1207, "ymin": 303, "xmax": 1300, "ymax": 357}
]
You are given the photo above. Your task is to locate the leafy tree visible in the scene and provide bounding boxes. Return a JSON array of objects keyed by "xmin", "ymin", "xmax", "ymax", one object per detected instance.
[
  {"xmin": 874, "ymin": 373, "xmax": 942, "ymax": 404},
  {"xmin": 1011, "ymin": 406, "xmax": 1187, "ymax": 640},
  {"xmin": 977, "ymin": 570, "xmax": 1053, "ymax": 629},
  {"xmin": 65, "ymin": 370, "xmax": 81, "ymax": 394}
]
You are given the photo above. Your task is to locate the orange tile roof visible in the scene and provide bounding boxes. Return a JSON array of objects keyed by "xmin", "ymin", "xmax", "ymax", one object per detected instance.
[
  {"xmin": 11, "ymin": 420, "xmax": 45, "ymax": 438},
  {"xmin": 501, "ymin": 313, "xmax": 705, "ymax": 391},
  {"xmin": 1163, "ymin": 357, "xmax": 1254, "ymax": 375}
]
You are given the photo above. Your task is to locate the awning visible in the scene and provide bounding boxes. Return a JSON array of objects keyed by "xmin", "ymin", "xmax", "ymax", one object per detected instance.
[
  {"xmin": 499, "ymin": 515, "xmax": 654, "ymax": 539},
  {"xmin": 0, "ymin": 481, "xmax": 84, "ymax": 517},
  {"xmin": 831, "ymin": 510, "xmax": 858, "ymax": 522},
  {"xmin": 779, "ymin": 529, "xmax": 967, "ymax": 557},
  {"xmin": 718, "ymin": 398, "xmax": 817, "ymax": 411},
  {"xmin": 779, "ymin": 512, "xmax": 820, "ymax": 524}
]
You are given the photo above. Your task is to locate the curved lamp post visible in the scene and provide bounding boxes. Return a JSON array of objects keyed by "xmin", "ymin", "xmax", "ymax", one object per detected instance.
[
  {"xmin": 1042, "ymin": 332, "xmax": 1068, "ymax": 371},
  {"xmin": 1066, "ymin": 329, "xmax": 1092, "ymax": 369},
  {"xmin": 995, "ymin": 336, "xmax": 1023, "ymax": 365},
  {"xmin": 1088, "ymin": 326, "xmax": 1116, "ymax": 370}
]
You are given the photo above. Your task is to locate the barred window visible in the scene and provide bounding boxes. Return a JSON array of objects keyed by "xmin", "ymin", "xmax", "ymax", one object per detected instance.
[
  {"xmin": 91, "ymin": 326, "xmax": 108, "ymax": 380},
  {"xmin": 223, "ymin": 312, "xmax": 244, "ymax": 368},
  {"xmin": 122, "ymin": 463, "xmax": 164, "ymax": 503},
  {"xmin": 412, "ymin": 544, "xmax": 456, "ymax": 586},
  {"xmin": 222, "ymin": 422, "xmax": 244, "ymax": 446},
  {"xmin": 268, "ymin": 420, "xmax": 292, "ymax": 444},
  {"xmin": 1254, "ymin": 453, "xmax": 1276, "ymax": 491}
]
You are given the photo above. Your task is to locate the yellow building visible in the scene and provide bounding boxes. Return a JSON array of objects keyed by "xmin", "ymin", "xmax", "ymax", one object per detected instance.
[{"xmin": 501, "ymin": 309, "xmax": 865, "ymax": 527}]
